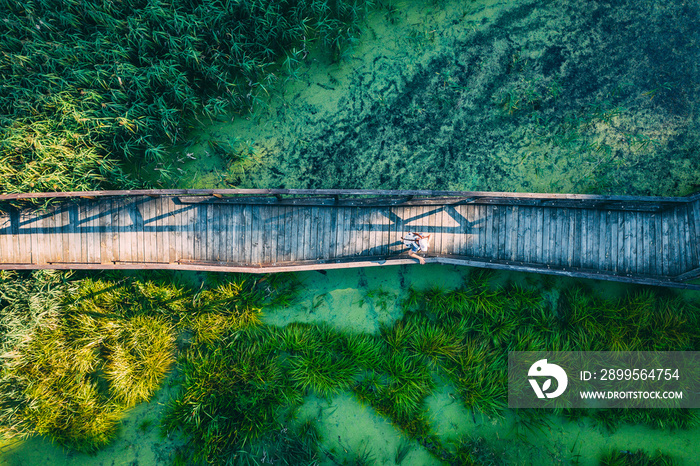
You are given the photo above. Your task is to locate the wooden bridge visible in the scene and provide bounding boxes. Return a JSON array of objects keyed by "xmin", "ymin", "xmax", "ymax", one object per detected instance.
[{"xmin": 1, "ymin": 189, "xmax": 699, "ymax": 289}]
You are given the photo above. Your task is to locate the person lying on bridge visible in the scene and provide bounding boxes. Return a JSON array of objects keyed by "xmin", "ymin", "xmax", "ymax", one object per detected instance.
[{"xmin": 401, "ymin": 232, "xmax": 431, "ymax": 265}]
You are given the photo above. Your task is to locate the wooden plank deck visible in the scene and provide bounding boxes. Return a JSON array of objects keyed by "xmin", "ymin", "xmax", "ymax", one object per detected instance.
[{"xmin": 1, "ymin": 189, "xmax": 699, "ymax": 289}]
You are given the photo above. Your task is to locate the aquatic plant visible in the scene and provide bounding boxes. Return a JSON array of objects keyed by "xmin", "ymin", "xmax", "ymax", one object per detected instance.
[
  {"xmin": 164, "ymin": 327, "xmax": 294, "ymax": 463},
  {"xmin": 599, "ymin": 448, "xmax": 675, "ymax": 466},
  {"xmin": 452, "ymin": 436, "xmax": 505, "ymax": 466},
  {"xmin": 0, "ymin": 0, "xmax": 376, "ymax": 193},
  {"xmin": 394, "ymin": 439, "xmax": 412, "ymax": 464}
]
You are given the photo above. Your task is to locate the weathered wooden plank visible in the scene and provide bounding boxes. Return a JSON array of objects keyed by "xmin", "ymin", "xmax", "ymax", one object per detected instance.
[
  {"xmin": 364, "ymin": 207, "xmax": 374, "ymax": 256},
  {"xmin": 578, "ymin": 208, "xmax": 586, "ymax": 269},
  {"xmin": 686, "ymin": 203, "xmax": 699, "ymax": 269},
  {"xmin": 331, "ymin": 207, "xmax": 342, "ymax": 259},
  {"xmin": 599, "ymin": 210, "xmax": 609, "ymax": 272},
  {"xmin": 508, "ymin": 206, "xmax": 518, "ymax": 262},
  {"xmin": 531, "ymin": 207, "xmax": 542, "ymax": 264},
  {"xmin": 644, "ymin": 211, "xmax": 653, "ymax": 275},
  {"xmin": 194, "ymin": 204, "xmax": 205, "ymax": 262},
  {"xmin": 8, "ymin": 208, "xmax": 18, "ymax": 263},
  {"xmin": 379, "ymin": 206, "xmax": 390, "ymax": 256},
  {"xmin": 289, "ymin": 205, "xmax": 299, "ymax": 262},
  {"xmin": 654, "ymin": 212, "xmax": 663, "ymax": 276},
  {"xmin": 73, "ymin": 202, "xmax": 84, "ymax": 263},
  {"xmin": 258, "ymin": 205, "xmax": 268, "ymax": 264},
  {"xmin": 3, "ymin": 209, "xmax": 16, "ymax": 263},
  {"xmin": 350, "ymin": 207, "xmax": 362, "ymax": 257},
  {"xmin": 680, "ymin": 206, "xmax": 691, "ymax": 273},
  {"xmin": 483, "ymin": 205, "xmax": 494, "ymax": 260},
  {"xmin": 576, "ymin": 208, "xmax": 586, "ymax": 268},
  {"xmin": 630, "ymin": 211, "xmax": 639, "ymax": 275},
  {"xmin": 22, "ymin": 208, "xmax": 34, "ymax": 264},
  {"xmin": 183, "ymin": 203, "xmax": 194, "ymax": 262},
  {"xmin": 16, "ymin": 208, "xmax": 29, "ymax": 264},
  {"xmin": 57, "ymin": 204, "xmax": 68, "ymax": 264},
  {"xmin": 153, "ymin": 197, "xmax": 164, "ymax": 263},
  {"xmin": 644, "ymin": 212, "xmax": 654, "ymax": 275},
  {"xmin": 538, "ymin": 207, "xmax": 549, "ymax": 265},
  {"xmin": 676, "ymin": 206, "xmax": 688, "ymax": 274},
  {"xmin": 638, "ymin": 212, "xmax": 648, "ymax": 275},
  {"xmin": 614, "ymin": 210, "xmax": 623, "ymax": 274},
  {"xmin": 169, "ymin": 199, "xmax": 181, "ymax": 263},
  {"xmin": 445, "ymin": 205, "xmax": 457, "ymax": 256},
  {"xmin": 550, "ymin": 207, "xmax": 560, "ymax": 266},
  {"xmin": 475, "ymin": 205, "xmax": 484, "ymax": 258},
  {"xmin": 252, "ymin": 205, "xmax": 264, "ymax": 264},
  {"xmin": 668, "ymin": 208, "xmax": 679, "ymax": 276},
  {"xmin": 693, "ymin": 201, "xmax": 700, "ymax": 268},
  {"xmin": 222, "ymin": 204, "xmax": 234, "ymax": 263},
  {"xmin": 203, "ymin": 203, "xmax": 213, "ymax": 262},
  {"xmin": 566, "ymin": 208, "xmax": 575, "ymax": 267},
  {"xmin": 177, "ymin": 203, "xmax": 187, "ymax": 262},
  {"xmin": 571, "ymin": 209, "xmax": 581, "ymax": 268},
  {"xmin": 155, "ymin": 197, "xmax": 165, "ymax": 263},
  {"xmin": 490, "ymin": 205, "xmax": 500, "ymax": 260},
  {"xmin": 220, "ymin": 204, "xmax": 231, "ymax": 263},
  {"xmin": 25, "ymin": 208, "xmax": 38, "ymax": 264},
  {"xmin": 558, "ymin": 208, "xmax": 567, "ymax": 267},
  {"xmin": 81, "ymin": 202, "xmax": 94, "ymax": 264},
  {"xmin": 99, "ymin": 199, "xmax": 111, "ymax": 263},
  {"xmin": 124, "ymin": 199, "xmax": 136, "ymax": 263},
  {"xmin": 113, "ymin": 199, "xmax": 125, "ymax": 262},
  {"xmin": 0, "ymin": 209, "xmax": 10, "ymax": 263},
  {"xmin": 522, "ymin": 206, "xmax": 532, "ymax": 263},
  {"xmin": 502, "ymin": 206, "xmax": 512, "ymax": 261},
  {"xmin": 595, "ymin": 210, "xmax": 605, "ymax": 271},
  {"xmin": 134, "ymin": 199, "xmax": 146, "ymax": 263},
  {"xmin": 227, "ymin": 204, "xmax": 239, "ymax": 263},
  {"xmin": 589, "ymin": 209, "xmax": 599, "ymax": 270},
  {"xmin": 304, "ymin": 206, "xmax": 315, "ymax": 260},
  {"xmin": 530, "ymin": 206, "xmax": 540, "ymax": 264},
  {"xmin": 7, "ymin": 209, "xmax": 18, "ymax": 263},
  {"xmin": 661, "ymin": 209, "xmax": 671, "ymax": 276},
  {"xmin": 557, "ymin": 208, "xmax": 567, "ymax": 267},
  {"xmin": 40, "ymin": 207, "xmax": 56, "ymax": 264},
  {"xmin": 207, "ymin": 203, "xmax": 217, "ymax": 262},
  {"xmin": 268, "ymin": 205, "xmax": 279, "ymax": 263},
  {"xmin": 266, "ymin": 205, "xmax": 276, "ymax": 264},
  {"xmin": 86, "ymin": 201, "xmax": 97, "ymax": 263},
  {"xmin": 315, "ymin": 206, "xmax": 326, "ymax": 259},
  {"xmin": 140, "ymin": 198, "xmax": 152, "ymax": 263},
  {"xmin": 341, "ymin": 207, "xmax": 352, "ymax": 257},
  {"xmin": 168, "ymin": 200, "xmax": 180, "ymax": 263},
  {"xmin": 239, "ymin": 204, "xmax": 249, "ymax": 264}
]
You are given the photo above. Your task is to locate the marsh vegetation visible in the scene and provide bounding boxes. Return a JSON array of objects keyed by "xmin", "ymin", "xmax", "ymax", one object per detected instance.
[{"xmin": 5, "ymin": 268, "xmax": 696, "ymax": 464}]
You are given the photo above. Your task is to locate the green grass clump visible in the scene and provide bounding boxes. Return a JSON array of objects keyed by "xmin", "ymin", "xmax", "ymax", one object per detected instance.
[
  {"xmin": 164, "ymin": 327, "xmax": 295, "ymax": 463},
  {"xmin": 0, "ymin": 270, "xmax": 281, "ymax": 454},
  {"xmin": 0, "ymin": 0, "xmax": 375, "ymax": 193}
]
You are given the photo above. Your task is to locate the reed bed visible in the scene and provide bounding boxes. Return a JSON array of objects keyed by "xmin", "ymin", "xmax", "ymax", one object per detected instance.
[
  {"xmin": 0, "ymin": 0, "xmax": 375, "ymax": 193},
  {"xmin": 0, "ymin": 270, "xmax": 291, "ymax": 453}
]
